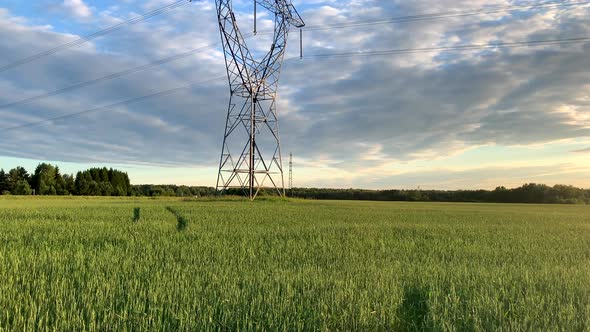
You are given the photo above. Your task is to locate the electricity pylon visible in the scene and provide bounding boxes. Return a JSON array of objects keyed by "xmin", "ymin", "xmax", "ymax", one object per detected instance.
[
  {"xmin": 215, "ymin": 0, "xmax": 304, "ymax": 200},
  {"xmin": 289, "ymin": 152, "xmax": 293, "ymax": 191}
]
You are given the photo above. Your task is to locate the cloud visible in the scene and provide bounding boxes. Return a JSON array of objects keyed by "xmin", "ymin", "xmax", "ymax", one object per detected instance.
[
  {"xmin": 293, "ymin": 162, "xmax": 590, "ymax": 190},
  {"xmin": 0, "ymin": 1, "xmax": 589, "ymax": 187},
  {"xmin": 573, "ymin": 148, "xmax": 590, "ymax": 153},
  {"xmin": 62, "ymin": 0, "xmax": 92, "ymax": 19}
]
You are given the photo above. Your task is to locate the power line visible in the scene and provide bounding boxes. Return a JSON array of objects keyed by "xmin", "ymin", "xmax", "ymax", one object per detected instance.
[
  {"xmin": 254, "ymin": 1, "xmax": 590, "ymax": 34},
  {"xmin": 4, "ymin": 36, "xmax": 587, "ymax": 132},
  {"xmin": 0, "ymin": 41, "xmax": 224, "ymax": 110},
  {"xmin": 0, "ymin": 34, "xmax": 260, "ymax": 111},
  {"xmin": 0, "ymin": 0, "xmax": 584, "ymax": 80},
  {"xmin": 303, "ymin": 1, "xmax": 590, "ymax": 32},
  {"xmin": 300, "ymin": 37, "xmax": 590, "ymax": 59},
  {"xmin": 0, "ymin": 76, "xmax": 226, "ymax": 132},
  {"xmin": 3, "ymin": 36, "xmax": 588, "ymax": 131},
  {"xmin": 2, "ymin": 2, "xmax": 586, "ymax": 110},
  {"xmin": 0, "ymin": 0, "xmax": 192, "ymax": 74}
]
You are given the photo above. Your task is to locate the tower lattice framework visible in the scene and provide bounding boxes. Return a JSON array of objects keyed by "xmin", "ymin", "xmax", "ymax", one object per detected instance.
[{"xmin": 215, "ymin": 0, "xmax": 304, "ymax": 199}]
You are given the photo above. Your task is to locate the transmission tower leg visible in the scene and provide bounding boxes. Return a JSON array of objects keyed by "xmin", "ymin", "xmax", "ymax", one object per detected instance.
[{"xmin": 250, "ymin": 95, "xmax": 255, "ymax": 200}]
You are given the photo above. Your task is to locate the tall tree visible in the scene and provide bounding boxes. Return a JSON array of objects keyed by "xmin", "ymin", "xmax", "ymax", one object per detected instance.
[
  {"xmin": 75, "ymin": 171, "xmax": 90, "ymax": 196},
  {"xmin": 31, "ymin": 163, "xmax": 57, "ymax": 195},
  {"xmin": 7, "ymin": 167, "xmax": 30, "ymax": 194},
  {"xmin": 13, "ymin": 180, "xmax": 32, "ymax": 195},
  {"xmin": 0, "ymin": 169, "xmax": 8, "ymax": 194},
  {"xmin": 63, "ymin": 174, "xmax": 76, "ymax": 195},
  {"xmin": 53, "ymin": 166, "xmax": 70, "ymax": 195}
]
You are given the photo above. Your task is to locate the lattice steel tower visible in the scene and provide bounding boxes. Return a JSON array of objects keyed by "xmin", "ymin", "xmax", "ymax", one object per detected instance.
[{"xmin": 215, "ymin": 0, "xmax": 304, "ymax": 199}]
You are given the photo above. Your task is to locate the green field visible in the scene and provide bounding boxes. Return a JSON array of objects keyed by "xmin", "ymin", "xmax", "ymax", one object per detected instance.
[{"xmin": 0, "ymin": 197, "xmax": 589, "ymax": 331}]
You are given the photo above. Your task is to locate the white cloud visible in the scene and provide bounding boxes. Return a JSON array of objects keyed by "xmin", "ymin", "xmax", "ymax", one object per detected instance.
[
  {"xmin": 63, "ymin": 0, "xmax": 92, "ymax": 19},
  {"xmin": 0, "ymin": 1, "xmax": 589, "ymax": 187}
]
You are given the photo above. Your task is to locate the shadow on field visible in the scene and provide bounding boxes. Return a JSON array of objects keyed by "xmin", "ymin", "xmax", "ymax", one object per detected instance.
[
  {"xmin": 397, "ymin": 286, "xmax": 430, "ymax": 331},
  {"xmin": 133, "ymin": 207, "xmax": 141, "ymax": 223},
  {"xmin": 166, "ymin": 207, "xmax": 188, "ymax": 231}
]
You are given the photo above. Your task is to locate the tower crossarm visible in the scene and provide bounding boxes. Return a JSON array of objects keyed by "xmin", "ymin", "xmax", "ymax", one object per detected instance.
[{"xmin": 256, "ymin": 0, "xmax": 305, "ymax": 28}]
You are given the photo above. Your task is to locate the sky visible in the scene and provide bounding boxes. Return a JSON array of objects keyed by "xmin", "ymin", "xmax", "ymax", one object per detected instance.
[{"xmin": 0, "ymin": 0, "xmax": 589, "ymax": 189}]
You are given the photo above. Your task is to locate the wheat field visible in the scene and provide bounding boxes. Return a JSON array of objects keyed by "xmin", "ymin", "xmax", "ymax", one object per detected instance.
[{"xmin": 0, "ymin": 196, "xmax": 589, "ymax": 330}]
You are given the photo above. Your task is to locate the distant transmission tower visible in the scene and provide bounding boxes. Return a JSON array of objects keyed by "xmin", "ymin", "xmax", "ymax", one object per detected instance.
[
  {"xmin": 289, "ymin": 152, "xmax": 293, "ymax": 191},
  {"xmin": 215, "ymin": 0, "xmax": 304, "ymax": 200}
]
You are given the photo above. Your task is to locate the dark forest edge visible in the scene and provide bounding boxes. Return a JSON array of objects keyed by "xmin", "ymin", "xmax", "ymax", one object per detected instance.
[{"xmin": 1, "ymin": 163, "xmax": 589, "ymax": 204}]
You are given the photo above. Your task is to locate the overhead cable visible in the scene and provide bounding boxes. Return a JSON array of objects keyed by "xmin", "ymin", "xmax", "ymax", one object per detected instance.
[
  {"xmin": 2, "ymin": 2, "xmax": 587, "ymax": 109},
  {"xmin": 0, "ymin": 76, "xmax": 225, "ymax": 132},
  {"xmin": 304, "ymin": 1, "xmax": 590, "ymax": 32},
  {"xmin": 300, "ymin": 37, "xmax": 590, "ymax": 59},
  {"xmin": 0, "ymin": 0, "xmax": 192, "ymax": 74},
  {"xmin": 4, "ymin": 36, "xmax": 590, "ymax": 131},
  {"xmin": 0, "ymin": 41, "xmax": 224, "ymax": 110}
]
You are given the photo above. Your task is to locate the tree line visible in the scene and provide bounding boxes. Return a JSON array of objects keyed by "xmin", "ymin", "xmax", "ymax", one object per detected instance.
[
  {"xmin": 0, "ymin": 164, "xmax": 132, "ymax": 196},
  {"xmin": 288, "ymin": 184, "xmax": 590, "ymax": 204},
  {"xmin": 1, "ymin": 163, "xmax": 589, "ymax": 204},
  {"xmin": 0, "ymin": 163, "xmax": 215, "ymax": 197}
]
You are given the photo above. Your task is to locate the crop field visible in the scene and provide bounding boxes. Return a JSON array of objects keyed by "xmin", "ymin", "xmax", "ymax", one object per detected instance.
[{"xmin": 0, "ymin": 196, "xmax": 589, "ymax": 331}]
